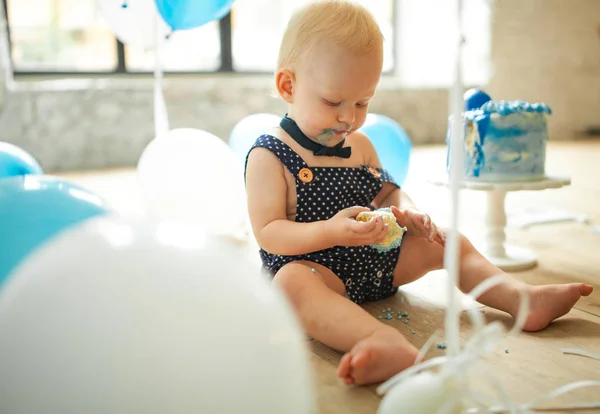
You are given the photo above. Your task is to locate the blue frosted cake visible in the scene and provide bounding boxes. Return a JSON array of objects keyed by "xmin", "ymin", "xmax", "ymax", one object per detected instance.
[{"xmin": 448, "ymin": 89, "xmax": 552, "ymax": 182}]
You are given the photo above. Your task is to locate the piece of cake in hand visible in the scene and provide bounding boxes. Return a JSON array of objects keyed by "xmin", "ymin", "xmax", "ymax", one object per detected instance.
[{"xmin": 356, "ymin": 208, "xmax": 408, "ymax": 253}]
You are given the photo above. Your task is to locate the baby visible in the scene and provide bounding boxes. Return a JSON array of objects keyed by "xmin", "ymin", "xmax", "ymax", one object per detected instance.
[{"xmin": 244, "ymin": 0, "xmax": 593, "ymax": 386}]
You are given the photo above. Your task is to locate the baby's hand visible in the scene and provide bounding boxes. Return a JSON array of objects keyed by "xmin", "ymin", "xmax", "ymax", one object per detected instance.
[
  {"xmin": 391, "ymin": 206, "xmax": 446, "ymax": 246},
  {"xmin": 326, "ymin": 206, "xmax": 389, "ymax": 247}
]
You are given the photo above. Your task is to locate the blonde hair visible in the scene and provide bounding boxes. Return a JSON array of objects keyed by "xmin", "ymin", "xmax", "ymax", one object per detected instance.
[{"xmin": 276, "ymin": 0, "xmax": 384, "ymax": 72}]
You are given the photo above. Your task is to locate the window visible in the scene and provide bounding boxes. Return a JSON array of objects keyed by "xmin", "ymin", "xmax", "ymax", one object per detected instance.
[
  {"xmin": 3, "ymin": 0, "xmax": 222, "ymax": 74},
  {"xmin": 394, "ymin": 0, "xmax": 492, "ymax": 88},
  {"xmin": 230, "ymin": 0, "xmax": 395, "ymax": 73},
  {"xmin": 125, "ymin": 23, "xmax": 221, "ymax": 72},
  {"xmin": 6, "ymin": 0, "xmax": 117, "ymax": 71},
  {"xmin": 3, "ymin": 0, "xmax": 396, "ymax": 75},
  {"xmin": 2, "ymin": 0, "xmax": 490, "ymax": 86}
]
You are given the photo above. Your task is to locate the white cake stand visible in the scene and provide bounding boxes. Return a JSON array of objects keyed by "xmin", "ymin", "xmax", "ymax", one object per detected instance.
[{"xmin": 429, "ymin": 175, "xmax": 571, "ymax": 271}]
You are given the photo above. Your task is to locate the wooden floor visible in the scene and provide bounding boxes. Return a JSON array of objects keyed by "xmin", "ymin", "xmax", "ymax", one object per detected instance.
[{"xmin": 63, "ymin": 140, "xmax": 600, "ymax": 414}]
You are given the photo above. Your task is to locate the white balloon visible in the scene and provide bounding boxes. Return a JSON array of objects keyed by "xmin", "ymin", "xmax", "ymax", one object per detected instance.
[
  {"xmin": 378, "ymin": 371, "xmax": 464, "ymax": 414},
  {"xmin": 137, "ymin": 128, "xmax": 248, "ymax": 236},
  {"xmin": 97, "ymin": 0, "xmax": 171, "ymax": 48},
  {"xmin": 229, "ymin": 113, "xmax": 281, "ymax": 162},
  {"xmin": 0, "ymin": 215, "xmax": 315, "ymax": 414}
]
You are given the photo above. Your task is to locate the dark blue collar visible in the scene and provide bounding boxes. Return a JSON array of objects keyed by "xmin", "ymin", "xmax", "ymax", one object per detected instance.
[{"xmin": 280, "ymin": 114, "xmax": 352, "ymax": 159}]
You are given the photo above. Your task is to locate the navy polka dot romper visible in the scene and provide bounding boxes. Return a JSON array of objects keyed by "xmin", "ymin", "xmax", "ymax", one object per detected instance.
[{"xmin": 246, "ymin": 135, "xmax": 402, "ymax": 304}]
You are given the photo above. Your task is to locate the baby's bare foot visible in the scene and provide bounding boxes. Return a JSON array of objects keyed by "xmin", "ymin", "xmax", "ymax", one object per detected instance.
[
  {"xmin": 515, "ymin": 283, "xmax": 593, "ymax": 332},
  {"xmin": 336, "ymin": 328, "xmax": 418, "ymax": 386}
]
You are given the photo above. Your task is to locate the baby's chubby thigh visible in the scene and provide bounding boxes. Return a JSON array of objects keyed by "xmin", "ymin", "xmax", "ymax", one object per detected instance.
[
  {"xmin": 274, "ymin": 260, "xmax": 347, "ymax": 300},
  {"xmin": 392, "ymin": 235, "xmax": 445, "ymax": 287}
]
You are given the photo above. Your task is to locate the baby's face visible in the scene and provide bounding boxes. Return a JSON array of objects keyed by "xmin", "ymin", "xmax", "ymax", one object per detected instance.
[{"xmin": 288, "ymin": 42, "xmax": 382, "ymax": 145}]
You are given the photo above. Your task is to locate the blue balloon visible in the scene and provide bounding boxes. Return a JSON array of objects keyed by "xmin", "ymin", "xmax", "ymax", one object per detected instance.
[
  {"xmin": 0, "ymin": 175, "xmax": 111, "ymax": 286},
  {"xmin": 154, "ymin": 0, "xmax": 235, "ymax": 30},
  {"xmin": 359, "ymin": 114, "xmax": 412, "ymax": 187},
  {"xmin": 464, "ymin": 88, "xmax": 492, "ymax": 111},
  {"xmin": 0, "ymin": 141, "xmax": 44, "ymax": 178},
  {"xmin": 229, "ymin": 113, "xmax": 280, "ymax": 162}
]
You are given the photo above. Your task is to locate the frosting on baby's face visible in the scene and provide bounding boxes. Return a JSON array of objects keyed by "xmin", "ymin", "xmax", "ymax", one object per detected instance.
[{"xmin": 286, "ymin": 41, "xmax": 382, "ymax": 147}]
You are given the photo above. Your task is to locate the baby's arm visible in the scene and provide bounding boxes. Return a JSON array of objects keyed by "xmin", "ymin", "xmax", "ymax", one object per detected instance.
[
  {"xmin": 246, "ymin": 147, "xmax": 332, "ymax": 255},
  {"xmin": 355, "ymin": 131, "xmax": 445, "ymax": 245},
  {"xmin": 246, "ymin": 147, "xmax": 386, "ymax": 255}
]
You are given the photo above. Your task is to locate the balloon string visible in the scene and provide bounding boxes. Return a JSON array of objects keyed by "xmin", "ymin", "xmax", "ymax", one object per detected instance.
[
  {"xmin": 0, "ymin": 0, "xmax": 14, "ymax": 92},
  {"xmin": 378, "ymin": 274, "xmax": 600, "ymax": 413},
  {"xmin": 443, "ymin": 0, "xmax": 465, "ymax": 359},
  {"xmin": 561, "ymin": 348, "xmax": 600, "ymax": 361},
  {"xmin": 153, "ymin": 11, "xmax": 169, "ymax": 136}
]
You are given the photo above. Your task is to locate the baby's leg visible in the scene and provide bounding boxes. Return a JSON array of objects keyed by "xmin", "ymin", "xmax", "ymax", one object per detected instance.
[
  {"xmin": 274, "ymin": 261, "xmax": 418, "ymax": 385},
  {"xmin": 391, "ymin": 233, "xmax": 593, "ymax": 331}
]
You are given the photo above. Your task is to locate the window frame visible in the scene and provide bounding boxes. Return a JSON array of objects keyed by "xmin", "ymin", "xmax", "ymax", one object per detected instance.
[{"xmin": 3, "ymin": 0, "xmax": 396, "ymax": 76}]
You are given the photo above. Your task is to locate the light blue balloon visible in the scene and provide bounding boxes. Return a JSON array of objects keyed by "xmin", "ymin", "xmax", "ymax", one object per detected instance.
[
  {"xmin": 154, "ymin": 0, "xmax": 236, "ymax": 31},
  {"xmin": 359, "ymin": 114, "xmax": 412, "ymax": 186},
  {"xmin": 0, "ymin": 142, "xmax": 43, "ymax": 178},
  {"xmin": 229, "ymin": 113, "xmax": 280, "ymax": 162},
  {"xmin": 0, "ymin": 175, "xmax": 111, "ymax": 286}
]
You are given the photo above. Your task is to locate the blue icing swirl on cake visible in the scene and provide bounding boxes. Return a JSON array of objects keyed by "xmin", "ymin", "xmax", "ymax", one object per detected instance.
[
  {"xmin": 448, "ymin": 89, "xmax": 551, "ymax": 182},
  {"xmin": 477, "ymin": 100, "xmax": 552, "ymax": 116}
]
